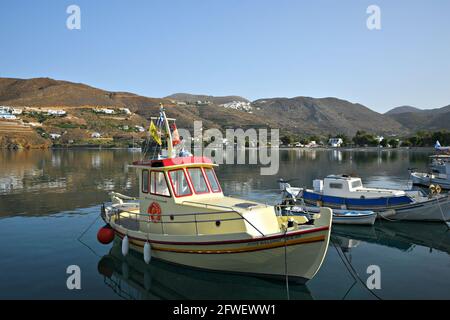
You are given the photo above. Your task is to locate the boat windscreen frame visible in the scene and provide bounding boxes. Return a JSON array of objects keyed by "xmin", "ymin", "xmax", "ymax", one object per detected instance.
[
  {"xmin": 186, "ymin": 167, "xmax": 211, "ymax": 195},
  {"xmin": 203, "ymin": 167, "xmax": 222, "ymax": 193},
  {"xmin": 168, "ymin": 168, "xmax": 193, "ymax": 198}
]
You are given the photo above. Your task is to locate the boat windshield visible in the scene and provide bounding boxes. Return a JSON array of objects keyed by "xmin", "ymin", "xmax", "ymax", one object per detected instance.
[
  {"xmin": 204, "ymin": 168, "xmax": 221, "ymax": 192},
  {"xmin": 351, "ymin": 180, "xmax": 362, "ymax": 188},
  {"xmin": 187, "ymin": 168, "xmax": 209, "ymax": 194},
  {"xmin": 169, "ymin": 169, "xmax": 192, "ymax": 197}
]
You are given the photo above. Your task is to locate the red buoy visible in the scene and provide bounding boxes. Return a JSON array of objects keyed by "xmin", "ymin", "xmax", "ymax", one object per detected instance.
[{"xmin": 97, "ymin": 225, "xmax": 115, "ymax": 244}]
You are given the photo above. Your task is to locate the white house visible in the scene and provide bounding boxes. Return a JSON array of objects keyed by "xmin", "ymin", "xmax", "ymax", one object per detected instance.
[
  {"xmin": 47, "ymin": 109, "xmax": 67, "ymax": 116},
  {"xmin": 120, "ymin": 108, "xmax": 132, "ymax": 115},
  {"xmin": 91, "ymin": 132, "xmax": 102, "ymax": 138},
  {"xmin": 134, "ymin": 125, "xmax": 145, "ymax": 132},
  {"xmin": 0, "ymin": 113, "xmax": 16, "ymax": 120},
  {"xmin": 221, "ymin": 101, "xmax": 253, "ymax": 112},
  {"xmin": 328, "ymin": 138, "xmax": 343, "ymax": 148},
  {"xmin": 0, "ymin": 107, "xmax": 17, "ymax": 120},
  {"xmin": 49, "ymin": 133, "xmax": 62, "ymax": 140},
  {"xmin": 94, "ymin": 108, "xmax": 115, "ymax": 114},
  {"xmin": 12, "ymin": 108, "xmax": 23, "ymax": 115}
]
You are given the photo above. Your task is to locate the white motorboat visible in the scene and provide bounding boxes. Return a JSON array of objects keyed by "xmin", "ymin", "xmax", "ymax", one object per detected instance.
[
  {"xmin": 279, "ymin": 181, "xmax": 376, "ymax": 226},
  {"xmin": 280, "ymin": 175, "xmax": 450, "ymax": 222},
  {"xmin": 411, "ymin": 155, "xmax": 450, "ymax": 189}
]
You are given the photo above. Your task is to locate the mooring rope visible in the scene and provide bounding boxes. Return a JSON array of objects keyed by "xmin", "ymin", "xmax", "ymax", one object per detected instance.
[
  {"xmin": 77, "ymin": 210, "xmax": 102, "ymax": 257},
  {"xmin": 331, "ymin": 238, "xmax": 382, "ymax": 300},
  {"xmin": 283, "ymin": 226, "xmax": 290, "ymax": 300}
]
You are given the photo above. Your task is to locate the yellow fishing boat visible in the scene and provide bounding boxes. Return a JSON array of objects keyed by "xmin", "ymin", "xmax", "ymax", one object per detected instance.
[{"xmin": 97, "ymin": 107, "xmax": 332, "ymax": 283}]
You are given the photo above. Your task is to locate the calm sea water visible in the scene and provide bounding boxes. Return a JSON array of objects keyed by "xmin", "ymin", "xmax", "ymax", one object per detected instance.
[{"xmin": 0, "ymin": 148, "xmax": 449, "ymax": 300}]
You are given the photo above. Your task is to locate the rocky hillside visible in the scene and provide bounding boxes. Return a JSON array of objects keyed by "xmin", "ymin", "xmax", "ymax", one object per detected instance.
[
  {"xmin": 165, "ymin": 93, "xmax": 249, "ymax": 105},
  {"xmin": 251, "ymin": 97, "xmax": 406, "ymax": 136},
  {"xmin": 0, "ymin": 77, "xmax": 418, "ymax": 149},
  {"xmin": 385, "ymin": 105, "xmax": 450, "ymax": 132}
]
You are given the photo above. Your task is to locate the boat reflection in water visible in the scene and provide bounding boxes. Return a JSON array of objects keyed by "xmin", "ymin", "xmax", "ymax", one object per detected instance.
[
  {"xmin": 97, "ymin": 239, "xmax": 313, "ymax": 300},
  {"xmin": 333, "ymin": 222, "xmax": 450, "ymax": 255}
]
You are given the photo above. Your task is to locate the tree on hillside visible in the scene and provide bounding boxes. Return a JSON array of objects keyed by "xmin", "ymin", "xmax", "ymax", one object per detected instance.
[
  {"xmin": 388, "ymin": 138, "xmax": 399, "ymax": 148},
  {"xmin": 352, "ymin": 131, "xmax": 378, "ymax": 147}
]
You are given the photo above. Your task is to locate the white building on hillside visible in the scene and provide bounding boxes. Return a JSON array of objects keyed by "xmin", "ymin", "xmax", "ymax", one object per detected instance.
[
  {"xmin": 47, "ymin": 109, "xmax": 66, "ymax": 116},
  {"xmin": 49, "ymin": 133, "xmax": 62, "ymax": 140},
  {"xmin": 328, "ymin": 138, "xmax": 343, "ymax": 148},
  {"xmin": 221, "ymin": 101, "xmax": 253, "ymax": 112},
  {"xmin": 120, "ymin": 108, "xmax": 132, "ymax": 115},
  {"xmin": 94, "ymin": 108, "xmax": 115, "ymax": 114},
  {"xmin": 0, "ymin": 106, "xmax": 17, "ymax": 120}
]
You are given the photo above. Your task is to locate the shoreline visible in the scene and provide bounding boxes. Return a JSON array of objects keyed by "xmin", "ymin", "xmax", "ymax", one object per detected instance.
[{"xmin": 1, "ymin": 146, "xmax": 438, "ymax": 152}]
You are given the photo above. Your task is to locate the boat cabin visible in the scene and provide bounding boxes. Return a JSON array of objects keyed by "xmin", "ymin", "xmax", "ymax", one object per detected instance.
[
  {"xmin": 127, "ymin": 156, "xmax": 282, "ymax": 237},
  {"xmin": 132, "ymin": 156, "xmax": 223, "ymax": 203},
  {"xmin": 430, "ymin": 155, "xmax": 450, "ymax": 176},
  {"xmin": 314, "ymin": 175, "xmax": 406, "ymax": 199}
]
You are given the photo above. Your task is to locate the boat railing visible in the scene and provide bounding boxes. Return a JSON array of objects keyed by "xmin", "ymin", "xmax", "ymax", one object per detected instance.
[
  {"xmin": 181, "ymin": 200, "xmax": 266, "ymax": 236},
  {"xmin": 111, "ymin": 205, "xmax": 265, "ymax": 237}
]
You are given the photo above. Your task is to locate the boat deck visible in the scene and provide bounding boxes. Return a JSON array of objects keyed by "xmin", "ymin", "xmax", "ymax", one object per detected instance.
[{"xmin": 116, "ymin": 217, "xmax": 140, "ymax": 231}]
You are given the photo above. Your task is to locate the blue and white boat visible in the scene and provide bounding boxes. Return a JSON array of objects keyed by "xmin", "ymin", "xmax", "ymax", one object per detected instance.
[
  {"xmin": 280, "ymin": 175, "xmax": 450, "ymax": 223},
  {"xmin": 279, "ymin": 180, "xmax": 377, "ymax": 226}
]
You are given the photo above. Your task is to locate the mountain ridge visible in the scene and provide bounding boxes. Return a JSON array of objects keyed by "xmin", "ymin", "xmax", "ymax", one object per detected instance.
[
  {"xmin": 0, "ymin": 76, "xmax": 427, "ymax": 137},
  {"xmin": 384, "ymin": 104, "xmax": 450, "ymax": 131}
]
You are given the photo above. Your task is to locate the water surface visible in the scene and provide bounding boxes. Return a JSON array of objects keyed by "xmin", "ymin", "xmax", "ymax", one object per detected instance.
[{"xmin": 0, "ymin": 149, "xmax": 449, "ymax": 299}]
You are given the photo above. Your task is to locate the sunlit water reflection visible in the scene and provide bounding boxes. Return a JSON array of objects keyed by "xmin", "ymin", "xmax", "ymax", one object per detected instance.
[{"xmin": 0, "ymin": 148, "xmax": 449, "ymax": 299}]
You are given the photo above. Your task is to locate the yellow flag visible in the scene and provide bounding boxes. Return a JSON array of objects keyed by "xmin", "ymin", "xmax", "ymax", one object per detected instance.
[{"xmin": 149, "ymin": 120, "xmax": 162, "ymax": 145}]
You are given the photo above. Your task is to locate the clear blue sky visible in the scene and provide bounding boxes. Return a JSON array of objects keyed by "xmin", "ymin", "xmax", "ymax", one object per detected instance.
[{"xmin": 1, "ymin": 0, "xmax": 450, "ymax": 112}]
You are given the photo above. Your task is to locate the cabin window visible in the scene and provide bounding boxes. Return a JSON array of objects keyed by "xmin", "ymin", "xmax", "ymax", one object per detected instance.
[
  {"xmin": 150, "ymin": 171, "xmax": 170, "ymax": 197},
  {"xmin": 169, "ymin": 169, "xmax": 192, "ymax": 197},
  {"xmin": 142, "ymin": 170, "xmax": 149, "ymax": 193},
  {"xmin": 351, "ymin": 180, "xmax": 362, "ymax": 188},
  {"xmin": 204, "ymin": 168, "xmax": 221, "ymax": 192},
  {"xmin": 187, "ymin": 168, "xmax": 209, "ymax": 194},
  {"xmin": 329, "ymin": 183, "xmax": 343, "ymax": 189}
]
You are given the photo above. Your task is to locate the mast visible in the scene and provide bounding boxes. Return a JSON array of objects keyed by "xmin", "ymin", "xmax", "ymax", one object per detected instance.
[{"xmin": 160, "ymin": 104, "xmax": 174, "ymax": 158}]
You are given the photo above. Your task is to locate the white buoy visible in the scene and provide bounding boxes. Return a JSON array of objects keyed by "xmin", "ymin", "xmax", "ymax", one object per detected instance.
[
  {"xmin": 144, "ymin": 242, "xmax": 152, "ymax": 264},
  {"xmin": 122, "ymin": 235, "xmax": 129, "ymax": 256}
]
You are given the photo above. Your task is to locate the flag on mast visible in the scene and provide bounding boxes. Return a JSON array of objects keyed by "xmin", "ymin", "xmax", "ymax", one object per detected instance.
[{"xmin": 149, "ymin": 120, "xmax": 162, "ymax": 145}]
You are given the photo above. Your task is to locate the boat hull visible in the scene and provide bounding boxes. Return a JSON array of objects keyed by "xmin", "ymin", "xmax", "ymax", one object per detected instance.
[
  {"xmin": 285, "ymin": 206, "xmax": 376, "ymax": 226},
  {"xmin": 411, "ymin": 172, "xmax": 450, "ymax": 189},
  {"xmin": 332, "ymin": 213, "xmax": 377, "ymax": 225},
  {"xmin": 113, "ymin": 224, "xmax": 331, "ymax": 283},
  {"xmin": 302, "ymin": 194, "xmax": 450, "ymax": 222}
]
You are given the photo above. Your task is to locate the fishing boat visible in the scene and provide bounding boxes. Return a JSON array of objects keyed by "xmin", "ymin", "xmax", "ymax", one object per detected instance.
[
  {"xmin": 97, "ymin": 106, "xmax": 333, "ymax": 283},
  {"xmin": 279, "ymin": 181, "xmax": 376, "ymax": 226},
  {"xmin": 410, "ymin": 155, "xmax": 450, "ymax": 189},
  {"xmin": 280, "ymin": 175, "xmax": 450, "ymax": 222}
]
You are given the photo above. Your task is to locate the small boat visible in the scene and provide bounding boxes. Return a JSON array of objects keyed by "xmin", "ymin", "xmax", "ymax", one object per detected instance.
[
  {"xmin": 411, "ymin": 155, "xmax": 450, "ymax": 189},
  {"xmin": 279, "ymin": 182, "xmax": 376, "ymax": 226},
  {"xmin": 280, "ymin": 205, "xmax": 376, "ymax": 226},
  {"xmin": 97, "ymin": 106, "xmax": 333, "ymax": 283},
  {"xmin": 279, "ymin": 175, "xmax": 450, "ymax": 222}
]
